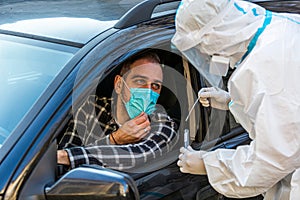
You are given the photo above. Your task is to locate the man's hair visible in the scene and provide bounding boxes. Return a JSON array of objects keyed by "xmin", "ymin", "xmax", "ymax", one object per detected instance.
[{"xmin": 119, "ymin": 51, "xmax": 161, "ymax": 77}]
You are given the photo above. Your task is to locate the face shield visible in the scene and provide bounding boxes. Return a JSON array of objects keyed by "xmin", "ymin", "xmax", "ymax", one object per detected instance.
[
  {"xmin": 182, "ymin": 47, "xmax": 230, "ymax": 89},
  {"xmin": 172, "ymin": 0, "xmax": 267, "ymax": 87},
  {"xmin": 179, "ymin": 48, "xmax": 230, "ymax": 150}
]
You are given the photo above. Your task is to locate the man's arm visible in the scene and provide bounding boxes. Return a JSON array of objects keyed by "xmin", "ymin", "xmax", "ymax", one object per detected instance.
[
  {"xmin": 64, "ymin": 111, "xmax": 178, "ymax": 170},
  {"xmin": 58, "ymin": 95, "xmax": 112, "ymax": 151},
  {"xmin": 57, "ymin": 149, "xmax": 70, "ymax": 165},
  {"xmin": 58, "ymin": 95, "xmax": 178, "ymax": 170}
]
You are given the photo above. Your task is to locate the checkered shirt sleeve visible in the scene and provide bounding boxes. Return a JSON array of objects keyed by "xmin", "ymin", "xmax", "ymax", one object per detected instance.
[{"xmin": 58, "ymin": 95, "xmax": 179, "ymax": 170}]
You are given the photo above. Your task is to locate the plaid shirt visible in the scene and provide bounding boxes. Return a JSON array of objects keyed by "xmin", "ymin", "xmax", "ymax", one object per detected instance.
[{"xmin": 58, "ymin": 95, "xmax": 179, "ymax": 171}]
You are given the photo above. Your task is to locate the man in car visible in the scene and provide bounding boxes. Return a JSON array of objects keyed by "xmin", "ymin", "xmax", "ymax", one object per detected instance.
[{"xmin": 57, "ymin": 51, "xmax": 179, "ymax": 172}]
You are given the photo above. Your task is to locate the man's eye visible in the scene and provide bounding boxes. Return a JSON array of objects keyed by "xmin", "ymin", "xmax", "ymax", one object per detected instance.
[
  {"xmin": 151, "ymin": 83, "xmax": 161, "ymax": 90},
  {"xmin": 135, "ymin": 79, "xmax": 147, "ymax": 85}
]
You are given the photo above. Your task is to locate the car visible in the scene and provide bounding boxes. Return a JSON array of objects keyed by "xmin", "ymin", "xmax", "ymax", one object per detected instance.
[{"xmin": 0, "ymin": 0, "xmax": 299, "ymax": 200}]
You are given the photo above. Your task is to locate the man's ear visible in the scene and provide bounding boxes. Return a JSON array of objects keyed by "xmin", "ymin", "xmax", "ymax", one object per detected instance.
[{"xmin": 114, "ymin": 75, "xmax": 122, "ymax": 94}]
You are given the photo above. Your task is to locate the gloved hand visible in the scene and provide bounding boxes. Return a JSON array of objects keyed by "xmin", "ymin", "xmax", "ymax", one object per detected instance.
[
  {"xmin": 198, "ymin": 87, "xmax": 231, "ymax": 110},
  {"xmin": 177, "ymin": 146, "xmax": 207, "ymax": 175}
]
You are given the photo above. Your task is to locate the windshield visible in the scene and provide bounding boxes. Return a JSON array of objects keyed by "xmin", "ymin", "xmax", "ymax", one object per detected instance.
[{"xmin": 0, "ymin": 35, "xmax": 75, "ymax": 146}]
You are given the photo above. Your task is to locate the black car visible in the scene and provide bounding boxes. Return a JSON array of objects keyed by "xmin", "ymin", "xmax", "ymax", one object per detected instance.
[{"xmin": 0, "ymin": 0, "xmax": 299, "ymax": 200}]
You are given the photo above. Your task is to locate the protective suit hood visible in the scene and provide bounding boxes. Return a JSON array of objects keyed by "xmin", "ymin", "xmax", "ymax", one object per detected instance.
[{"xmin": 172, "ymin": 0, "xmax": 266, "ymax": 68}]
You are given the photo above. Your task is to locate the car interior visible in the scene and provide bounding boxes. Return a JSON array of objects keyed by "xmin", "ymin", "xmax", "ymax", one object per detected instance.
[
  {"xmin": 96, "ymin": 49, "xmax": 191, "ymax": 127},
  {"xmin": 54, "ymin": 46, "xmax": 254, "ymax": 199}
]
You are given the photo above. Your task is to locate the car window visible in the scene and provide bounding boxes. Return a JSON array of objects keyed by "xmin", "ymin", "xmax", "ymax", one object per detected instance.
[
  {"xmin": 0, "ymin": 35, "xmax": 76, "ymax": 146},
  {"xmin": 55, "ymin": 12, "xmax": 202, "ymax": 178}
]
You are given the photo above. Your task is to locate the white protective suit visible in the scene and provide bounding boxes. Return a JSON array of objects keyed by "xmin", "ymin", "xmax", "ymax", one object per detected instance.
[{"xmin": 172, "ymin": 0, "xmax": 300, "ymax": 199}]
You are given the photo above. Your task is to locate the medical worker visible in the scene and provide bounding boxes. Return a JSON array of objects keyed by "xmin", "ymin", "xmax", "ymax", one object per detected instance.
[{"xmin": 172, "ymin": 0, "xmax": 300, "ymax": 199}]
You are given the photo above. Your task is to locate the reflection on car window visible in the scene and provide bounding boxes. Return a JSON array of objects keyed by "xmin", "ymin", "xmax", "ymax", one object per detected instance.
[
  {"xmin": 57, "ymin": 50, "xmax": 186, "ymax": 174},
  {"xmin": 0, "ymin": 35, "xmax": 75, "ymax": 146}
]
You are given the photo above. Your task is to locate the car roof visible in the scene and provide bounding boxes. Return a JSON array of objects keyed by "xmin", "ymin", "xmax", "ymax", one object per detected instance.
[{"xmin": 0, "ymin": 0, "xmax": 144, "ymax": 44}]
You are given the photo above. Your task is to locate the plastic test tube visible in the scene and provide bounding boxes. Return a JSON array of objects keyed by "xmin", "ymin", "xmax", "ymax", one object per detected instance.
[{"xmin": 184, "ymin": 129, "xmax": 189, "ymax": 148}]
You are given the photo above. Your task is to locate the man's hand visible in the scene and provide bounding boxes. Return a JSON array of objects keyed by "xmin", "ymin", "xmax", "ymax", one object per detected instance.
[
  {"xmin": 177, "ymin": 146, "xmax": 207, "ymax": 175},
  {"xmin": 198, "ymin": 87, "xmax": 231, "ymax": 110},
  {"xmin": 111, "ymin": 112, "xmax": 151, "ymax": 144},
  {"xmin": 57, "ymin": 150, "xmax": 70, "ymax": 165}
]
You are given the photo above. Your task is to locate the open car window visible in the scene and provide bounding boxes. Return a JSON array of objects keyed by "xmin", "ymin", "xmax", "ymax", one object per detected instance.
[{"xmin": 57, "ymin": 48, "xmax": 199, "ymax": 175}]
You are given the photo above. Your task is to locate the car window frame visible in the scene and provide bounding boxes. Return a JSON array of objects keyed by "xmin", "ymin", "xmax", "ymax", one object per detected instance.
[{"xmin": 61, "ymin": 15, "xmax": 191, "ymax": 173}]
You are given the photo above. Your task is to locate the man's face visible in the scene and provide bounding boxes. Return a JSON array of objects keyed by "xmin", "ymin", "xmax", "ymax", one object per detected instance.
[{"xmin": 115, "ymin": 58, "xmax": 163, "ymax": 102}]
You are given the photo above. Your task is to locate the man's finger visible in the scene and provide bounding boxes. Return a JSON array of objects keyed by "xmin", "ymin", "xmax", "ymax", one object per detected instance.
[
  {"xmin": 138, "ymin": 126, "xmax": 150, "ymax": 137},
  {"xmin": 136, "ymin": 118, "xmax": 151, "ymax": 135},
  {"xmin": 133, "ymin": 112, "xmax": 148, "ymax": 125}
]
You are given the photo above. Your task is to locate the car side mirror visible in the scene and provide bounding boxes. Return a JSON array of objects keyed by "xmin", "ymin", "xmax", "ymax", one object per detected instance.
[{"xmin": 45, "ymin": 165, "xmax": 139, "ymax": 200}]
